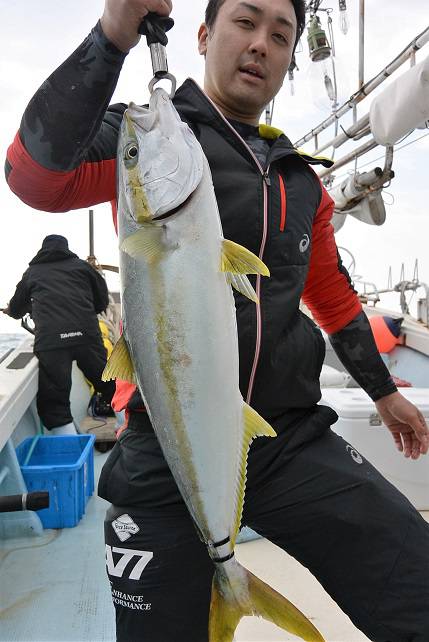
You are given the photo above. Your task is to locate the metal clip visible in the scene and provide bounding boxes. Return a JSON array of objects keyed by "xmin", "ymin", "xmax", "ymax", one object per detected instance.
[
  {"xmin": 139, "ymin": 13, "xmax": 176, "ymax": 98},
  {"xmin": 148, "ymin": 71, "xmax": 177, "ymax": 98}
]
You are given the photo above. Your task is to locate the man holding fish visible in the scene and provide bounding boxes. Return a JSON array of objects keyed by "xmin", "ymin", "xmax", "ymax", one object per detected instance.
[{"xmin": 5, "ymin": 0, "xmax": 429, "ymax": 641}]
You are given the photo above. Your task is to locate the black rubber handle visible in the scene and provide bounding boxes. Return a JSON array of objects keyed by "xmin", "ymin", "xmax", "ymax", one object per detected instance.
[
  {"xmin": 138, "ymin": 12, "xmax": 174, "ymax": 46},
  {"xmin": 0, "ymin": 492, "xmax": 50, "ymax": 513}
]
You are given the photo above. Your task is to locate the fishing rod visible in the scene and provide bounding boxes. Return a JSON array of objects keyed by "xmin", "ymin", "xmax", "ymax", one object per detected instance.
[{"xmin": 0, "ymin": 491, "xmax": 49, "ymax": 513}]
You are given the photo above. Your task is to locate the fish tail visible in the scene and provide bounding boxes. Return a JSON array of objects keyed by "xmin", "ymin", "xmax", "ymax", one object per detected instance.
[{"xmin": 209, "ymin": 562, "xmax": 325, "ymax": 642}]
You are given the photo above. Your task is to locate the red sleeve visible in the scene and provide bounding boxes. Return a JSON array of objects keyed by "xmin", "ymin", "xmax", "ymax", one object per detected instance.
[
  {"xmin": 6, "ymin": 132, "xmax": 116, "ymax": 213},
  {"xmin": 302, "ymin": 183, "xmax": 362, "ymax": 334}
]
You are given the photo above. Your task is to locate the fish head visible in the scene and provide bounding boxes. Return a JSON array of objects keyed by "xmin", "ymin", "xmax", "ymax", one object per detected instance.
[{"xmin": 117, "ymin": 88, "xmax": 204, "ymax": 231}]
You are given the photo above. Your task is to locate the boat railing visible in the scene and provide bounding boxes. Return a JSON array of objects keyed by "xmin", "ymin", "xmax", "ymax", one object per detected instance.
[
  {"xmin": 356, "ymin": 278, "xmax": 429, "ymax": 328},
  {"xmin": 294, "ymin": 26, "xmax": 429, "ymax": 179},
  {"xmin": 291, "ymin": 22, "xmax": 429, "ymax": 233}
]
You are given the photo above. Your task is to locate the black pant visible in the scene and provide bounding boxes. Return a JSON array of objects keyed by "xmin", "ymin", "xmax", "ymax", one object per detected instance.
[
  {"xmin": 36, "ymin": 341, "xmax": 115, "ymax": 429},
  {"xmin": 100, "ymin": 407, "xmax": 429, "ymax": 642}
]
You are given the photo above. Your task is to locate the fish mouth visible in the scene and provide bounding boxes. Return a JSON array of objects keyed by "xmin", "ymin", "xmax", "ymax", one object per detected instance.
[
  {"xmin": 126, "ymin": 183, "xmax": 197, "ymax": 224},
  {"xmin": 151, "ymin": 189, "xmax": 196, "ymax": 222}
]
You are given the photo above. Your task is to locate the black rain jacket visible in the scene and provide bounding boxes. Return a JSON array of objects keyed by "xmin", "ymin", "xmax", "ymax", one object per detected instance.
[{"xmin": 8, "ymin": 236, "xmax": 109, "ymax": 351}]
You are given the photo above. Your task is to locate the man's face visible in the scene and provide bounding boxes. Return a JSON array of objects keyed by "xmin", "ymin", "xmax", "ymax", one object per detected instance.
[{"xmin": 198, "ymin": 0, "xmax": 297, "ymax": 123}]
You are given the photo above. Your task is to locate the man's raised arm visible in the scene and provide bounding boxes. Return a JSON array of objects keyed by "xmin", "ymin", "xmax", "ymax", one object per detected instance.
[{"xmin": 5, "ymin": 0, "xmax": 172, "ymax": 212}]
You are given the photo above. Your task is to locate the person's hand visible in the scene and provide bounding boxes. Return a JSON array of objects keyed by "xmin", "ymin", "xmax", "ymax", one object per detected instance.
[
  {"xmin": 1, "ymin": 306, "xmax": 11, "ymax": 316},
  {"xmin": 101, "ymin": 0, "xmax": 173, "ymax": 53},
  {"xmin": 375, "ymin": 391, "xmax": 429, "ymax": 459}
]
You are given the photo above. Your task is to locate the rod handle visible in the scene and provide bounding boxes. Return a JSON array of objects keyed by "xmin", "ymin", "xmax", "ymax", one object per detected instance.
[
  {"xmin": 0, "ymin": 492, "xmax": 50, "ymax": 513},
  {"xmin": 138, "ymin": 12, "xmax": 174, "ymax": 46}
]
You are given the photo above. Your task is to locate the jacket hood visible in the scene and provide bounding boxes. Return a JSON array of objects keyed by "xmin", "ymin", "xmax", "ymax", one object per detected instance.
[
  {"xmin": 173, "ymin": 79, "xmax": 333, "ymax": 169},
  {"xmin": 173, "ymin": 79, "xmax": 294, "ymax": 150},
  {"xmin": 29, "ymin": 235, "xmax": 78, "ymax": 265}
]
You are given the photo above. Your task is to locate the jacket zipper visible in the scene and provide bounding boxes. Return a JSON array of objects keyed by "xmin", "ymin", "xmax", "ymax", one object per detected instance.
[
  {"xmin": 191, "ymin": 87, "xmax": 271, "ymax": 405},
  {"xmin": 246, "ymin": 166, "xmax": 270, "ymax": 404}
]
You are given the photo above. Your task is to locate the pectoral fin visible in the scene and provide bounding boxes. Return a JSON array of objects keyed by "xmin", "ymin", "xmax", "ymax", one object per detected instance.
[
  {"xmin": 231, "ymin": 404, "xmax": 277, "ymax": 546},
  {"xmin": 102, "ymin": 335, "xmax": 136, "ymax": 384},
  {"xmin": 225, "ymin": 273, "xmax": 259, "ymax": 303},
  {"xmin": 221, "ymin": 239, "xmax": 270, "ymax": 302},
  {"xmin": 121, "ymin": 226, "xmax": 166, "ymax": 264}
]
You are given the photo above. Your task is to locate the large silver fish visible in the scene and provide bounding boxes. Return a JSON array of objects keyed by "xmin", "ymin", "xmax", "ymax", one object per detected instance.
[{"xmin": 104, "ymin": 87, "xmax": 325, "ymax": 642}]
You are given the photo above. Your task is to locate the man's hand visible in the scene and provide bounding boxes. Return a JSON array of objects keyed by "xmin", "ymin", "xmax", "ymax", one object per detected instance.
[
  {"xmin": 101, "ymin": 0, "xmax": 173, "ymax": 53},
  {"xmin": 1, "ymin": 306, "xmax": 11, "ymax": 316},
  {"xmin": 375, "ymin": 391, "xmax": 429, "ymax": 459}
]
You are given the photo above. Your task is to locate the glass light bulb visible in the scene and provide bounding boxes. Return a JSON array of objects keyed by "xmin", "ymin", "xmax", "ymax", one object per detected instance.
[
  {"xmin": 305, "ymin": 55, "xmax": 349, "ymax": 113},
  {"xmin": 324, "ymin": 72, "xmax": 335, "ymax": 101},
  {"xmin": 339, "ymin": 9, "xmax": 349, "ymax": 35},
  {"xmin": 288, "ymin": 70, "xmax": 295, "ymax": 96}
]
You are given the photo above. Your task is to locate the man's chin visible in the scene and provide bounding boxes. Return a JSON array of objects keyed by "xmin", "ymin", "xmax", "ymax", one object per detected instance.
[{"xmin": 227, "ymin": 90, "xmax": 270, "ymax": 119}]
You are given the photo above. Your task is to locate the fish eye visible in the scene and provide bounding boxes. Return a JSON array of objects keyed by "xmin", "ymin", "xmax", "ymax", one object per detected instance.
[{"xmin": 124, "ymin": 142, "xmax": 139, "ymax": 168}]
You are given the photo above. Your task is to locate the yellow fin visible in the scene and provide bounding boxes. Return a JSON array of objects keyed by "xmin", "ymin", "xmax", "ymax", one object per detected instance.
[
  {"xmin": 121, "ymin": 226, "xmax": 165, "ymax": 264},
  {"xmin": 243, "ymin": 403, "xmax": 277, "ymax": 438},
  {"xmin": 225, "ymin": 273, "xmax": 258, "ymax": 303},
  {"xmin": 102, "ymin": 334, "xmax": 136, "ymax": 384},
  {"xmin": 209, "ymin": 563, "xmax": 326, "ymax": 642},
  {"xmin": 221, "ymin": 239, "xmax": 270, "ymax": 276},
  {"xmin": 221, "ymin": 239, "xmax": 269, "ymax": 301},
  {"xmin": 231, "ymin": 404, "xmax": 276, "ymax": 546},
  {"xmin": 209, "ymin": 577, "xmax": 243, "ymax": 642}
]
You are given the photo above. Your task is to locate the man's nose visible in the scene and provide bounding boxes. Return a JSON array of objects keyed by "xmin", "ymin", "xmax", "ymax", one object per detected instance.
[{"xmin": 248, "ymin": 32, "xmax": 269, "ymax": 57}]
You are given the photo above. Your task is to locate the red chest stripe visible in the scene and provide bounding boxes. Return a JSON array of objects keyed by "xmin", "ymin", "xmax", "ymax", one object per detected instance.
[{"xmin": 278, "ymin": 173, "xmax": 287, "ymax": 232}]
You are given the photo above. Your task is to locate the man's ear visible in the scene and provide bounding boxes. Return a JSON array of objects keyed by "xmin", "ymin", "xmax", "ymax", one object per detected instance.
[{"xmin": 198, "ymin": 23, "xmax": 209, "ymax": 56}]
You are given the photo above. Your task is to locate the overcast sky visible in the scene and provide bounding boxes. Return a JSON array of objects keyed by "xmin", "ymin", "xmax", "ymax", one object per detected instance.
[{"xmin": 1, "ymin": 0, "xmax": 428, "ymax": 332}]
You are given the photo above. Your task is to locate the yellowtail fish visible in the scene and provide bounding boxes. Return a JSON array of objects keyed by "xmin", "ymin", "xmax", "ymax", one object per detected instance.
[{"xmin": 103, "ymin": 87, "xmax": 325, "ymax": 642}]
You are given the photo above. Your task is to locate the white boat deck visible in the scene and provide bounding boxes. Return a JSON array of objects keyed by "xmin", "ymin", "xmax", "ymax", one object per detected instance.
[{"xmin": 1, "ymin": 449, "xmax": 428, "ymax": 642}]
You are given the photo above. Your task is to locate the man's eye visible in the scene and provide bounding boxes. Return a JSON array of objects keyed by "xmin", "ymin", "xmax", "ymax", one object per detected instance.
[
  {"xmin": 237, "ymin": 19, "xmax": 254, "ymax": 28},
  {"xmin": 273, "ymin": 33, "xmax": 288, "ymax": 44}
]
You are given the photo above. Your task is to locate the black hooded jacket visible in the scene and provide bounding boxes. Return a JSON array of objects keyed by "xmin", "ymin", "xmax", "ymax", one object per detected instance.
[{"xmin": 8, "ymin": 235, "xmax": 109, "ymax": 351}]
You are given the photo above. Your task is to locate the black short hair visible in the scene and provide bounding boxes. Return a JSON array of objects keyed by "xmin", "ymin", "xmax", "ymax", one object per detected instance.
[{"xmin": 204, "ymin": 0, "xmax": 306, "ymax": 50}]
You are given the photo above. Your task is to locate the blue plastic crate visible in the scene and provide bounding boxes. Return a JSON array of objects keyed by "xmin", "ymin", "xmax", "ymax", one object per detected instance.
[{"xmin": 16, "ymin": 435, "xmax": 96, "ymax": 528}]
